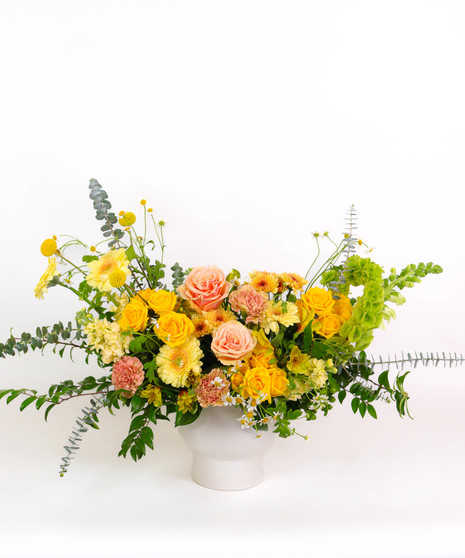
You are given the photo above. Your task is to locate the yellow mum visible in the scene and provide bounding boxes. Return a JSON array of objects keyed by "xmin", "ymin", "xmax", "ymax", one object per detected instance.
[
  {"xmin": 260, "ymin": 301, "xmax": 300, "ymax": 334},
  {"xmin": 87, "ymin": 248, "xmax": 130, "ymax": 292},
  {"xmin": 155, "ymin": 311, "xmax": 195, "ymax": 347},
  {"xmin": 249, "ymin": 271, "xmax": 279, "ymax": 294},
  {"xmin": 156, "ymin": 338, "xmax": 203, "ymax": 388}
]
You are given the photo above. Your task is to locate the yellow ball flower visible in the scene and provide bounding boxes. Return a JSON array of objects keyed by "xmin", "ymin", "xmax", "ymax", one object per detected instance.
[
  {"xmin": 118, "ymin": 212, "xmax": 136, "ymax": 226},
  {"xmin": 109, "ymin": 269, "xmax": 127, "ymax": 288},
  {"xmin": 40, "ymin": 238, "xmax": 57, "ymax": 257},
  {"xmin": 155, "ymin": 311, "xmax": 195, "ymax": 347},
  {"xmin": 118, "ymin": 297, "xmax": 149, "ymax": 332},
  {"xmin": 140, "ymin": 199, "xmax": 147, "ymax": 206}
]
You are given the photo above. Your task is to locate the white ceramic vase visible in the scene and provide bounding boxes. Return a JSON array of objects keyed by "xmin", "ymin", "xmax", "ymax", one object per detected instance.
[{"xmin": 178, "ymin": 406, "xmax": 275, "ymax": 491}]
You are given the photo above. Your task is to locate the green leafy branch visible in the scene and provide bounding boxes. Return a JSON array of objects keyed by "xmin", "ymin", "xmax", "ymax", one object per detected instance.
[{"xmin": 88, "ymin": 178, "xmax": 125, "ymax": 247}]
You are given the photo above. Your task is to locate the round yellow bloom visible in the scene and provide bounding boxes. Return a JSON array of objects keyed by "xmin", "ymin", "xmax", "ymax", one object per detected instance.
[
  {"xmin": 332, "ymin": 294, "xmax": 353, "ymax": 324},
  {"xmin": 118, "ymin": 212, "xmax": 136, "ymax": 226},
  {"xmin": 86, "ymin": 248, "xmax": 130, "ymax": 292},
  {"xmin": 90, "ymin": 246, "xmax": 96, "ymax": 253},
  {"xmin": 138, "ymin": 289, "xmax": 177, "ymax": 314},
  {"xmin": 317, "ymin": 313, "xmax": 342, "ymax": 338},
  {"xmin": 40, "ymin": 238, "xmax": 57, "ymax": 257},
  {"xmin": 140, "ymin": 199, "xmax": 147, "ymax": 206},
  {"xmin": 155, "ymin": 311, "xmax": 195, "ymax": 347},
  {"xmin": 118, "ymin": 297, "xmax": 149, "ymax": 332},
  {"xmin": 34, "ymin": 257, "xmax": 58, "ymax": 299},
  {"xmin": 109, "ymin": 269, "xmax": 127, "ymax": 288},
  {"xmin": 148, "ymin": 208, "xmax": 153, "ymax": 213},
  {"xmin": 301, "ymin": 287, "xmax": 335, "ymax": 317},
  {"xmin": 156, "ymin": 338, "xmax": 203, "ymax": 388}
]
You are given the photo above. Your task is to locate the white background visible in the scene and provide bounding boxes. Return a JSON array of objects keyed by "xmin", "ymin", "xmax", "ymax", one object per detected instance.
[{"xmin": 1, "ymin": 1, "xmax": 465, "ymax": 557}]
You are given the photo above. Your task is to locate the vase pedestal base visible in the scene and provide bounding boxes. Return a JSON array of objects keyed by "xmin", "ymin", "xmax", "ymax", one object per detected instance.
[{"xmin": 190, "ymin": 454, "xmax": 265, "ymax": 491}]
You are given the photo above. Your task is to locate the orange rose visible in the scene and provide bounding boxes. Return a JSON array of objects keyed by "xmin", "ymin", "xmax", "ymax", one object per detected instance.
[
  {"xmin": 155, "ymin": 311, "xmax": 195, "ymax": 347},
  {"xmin": 210, "ymin": 321, "xmax": 256, "ymax": 365},
  {"xmin": 177, "ymin": 266, "xmax": 232, "ymax": 312},
  {"xmin": 118, "ymin": 297, "xmax": 149, "ymax": 332}
]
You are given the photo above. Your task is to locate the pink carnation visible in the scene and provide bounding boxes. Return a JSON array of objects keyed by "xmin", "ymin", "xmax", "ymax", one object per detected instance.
[
  {"xmin": 195, "ymin": 369, "xmax": 230, "ymax": 408},
  {"xmin": 112, "ymin": 356, "xmax": 145, "ymax": 396},
  {"xmin": 177, "ymin": 266, "xmax": 232, "ymax": 312},
  {"xmin": 211, "ymin": 321, "xmax": 256, "ymax": 365},
  {"xmin": 229, "ymin": 284, "xmax": 268, "ymax": 324}
]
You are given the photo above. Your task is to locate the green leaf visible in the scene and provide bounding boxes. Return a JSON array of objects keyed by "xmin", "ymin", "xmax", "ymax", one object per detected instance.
[
  {"xmin": 367, "ymin": 404, "xmax": 377, "ymax": 419},
  {"xmin": 359, "ymin": 401, "xmax": 367, "ymax": 418},
  {"xmin": 6, "ymin": 390, "xmax": 24, "ymax": 404},
  {"xmin": 351, "ymin": 397, "xmax": 360, "ymax": 414},
  {"xmin": 125, "ymin": 245, "xmax": 138, "ymax": 262},
  {"xmin": 338, "ymin": 391, "xmax": 347, "ymax": 404},
  {"xmin": 378, "ymin": 370, "xmax": 391, "ymax": 391},
  {"xmin": 20, "ymin": 396, "xmax": 37, "ymax": 412},
  {"xmin": 44, "ymin": 403, "xmax": 56, "ymax": 421},
  {"xmin": 0, "ymin": 389, "xmax": 12, "ymax": 400}
]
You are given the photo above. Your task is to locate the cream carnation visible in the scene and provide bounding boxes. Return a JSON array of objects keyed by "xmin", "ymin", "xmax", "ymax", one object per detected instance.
[
  {"xmin": 211, "ymin": 321, "xmax": 256, "ymax": 365},
  {"xmin": 177, "ymin": 266, "xmax": 232, "ymax": 312}
]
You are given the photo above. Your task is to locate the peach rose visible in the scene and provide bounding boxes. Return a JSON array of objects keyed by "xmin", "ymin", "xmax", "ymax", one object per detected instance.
[
  {"xmin": 211, "ymin": 321, "xmax": 256, "ymax": 365},
  {"xmin": 177, "ymin": 266, "xmax": 232, "ymax": 312}
]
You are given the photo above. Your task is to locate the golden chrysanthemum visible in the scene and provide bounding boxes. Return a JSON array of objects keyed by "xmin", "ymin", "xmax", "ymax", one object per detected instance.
[
  {"xmin": 204, "ymin": 307, "xmax": 236, "ymax": 330},
  {"xmin": 279, "ymin": 272, "xmax": 308, "ymax": 292},
  {"xmin": 191, "ymin": 313, "xmax": 213, "ymax": 338},
  {"xmin": 34, "ymin": 257, "xmax": 58, "ymax": 299},
  {"xmin": 40, "ymin": 238, "xmax": 57, "ymax": 257},
  {"xmin": 156, "ymin": 337, "xmax": 203, "ymax": 388},
  {"xmin": 86, "ymin": 248, "xmax": 130, "ymax": 292},
  {"xmin": 249, "ymin": 271, "xmax": 279, "ymax": 294}
]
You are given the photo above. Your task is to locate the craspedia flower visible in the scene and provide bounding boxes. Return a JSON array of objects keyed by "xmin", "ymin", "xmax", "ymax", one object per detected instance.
[
  {"xmin": 140, "ymin": 199, "xmax": 147, "ymax": 206},
  {"xmin": 156, "ymin": 338, "xmax": 203, "ymax": 388},
  {"xmin": 90, "ymin": 246, "xmax": 97, "ymax": 253},
  {"xmin": 118, "ymin": 211, "xmax": 136, "ymax": 226},
  {"xmin": 40, "ymin": 238, "xmax": 57, "ymax": 257},
  {"xmin": 109, "ymin": 269, "xmax": 127, "ymax": 288}
]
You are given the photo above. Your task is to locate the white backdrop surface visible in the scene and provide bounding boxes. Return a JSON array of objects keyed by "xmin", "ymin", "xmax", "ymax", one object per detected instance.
[{"xmin": 0, "ymin": 1, "xmax": 465, "ymax": 557}]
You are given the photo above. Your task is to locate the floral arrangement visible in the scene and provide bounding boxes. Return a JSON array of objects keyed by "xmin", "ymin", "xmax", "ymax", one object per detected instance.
[{"xmin": 0, "ymin": 180, "xmax": 461, "ymax": 476}]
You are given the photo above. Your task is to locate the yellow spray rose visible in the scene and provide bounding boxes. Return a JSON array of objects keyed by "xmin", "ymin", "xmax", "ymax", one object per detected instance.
[
  {"xmin": 332, "ymin": 294, "xmax": 353, "ymax": 323},
  {"xmin": 118, "ymin": 297, "xmax": 149, "ymax": 332},
  {"xmin": 269, "ymin": 367, "xmax": 289, "ymax": 398},
  {"xmin": 155, "ymin": 311, "xmax": 195, "ymax": 347},
  {"xmin": 241, "ymin": 366, "xmax": 272, "ymax": 401}
]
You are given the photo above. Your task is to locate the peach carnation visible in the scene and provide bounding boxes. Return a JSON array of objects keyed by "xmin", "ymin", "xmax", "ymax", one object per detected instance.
[
  {"xmin": 177, "ymin": 266, "xmax": 232, "ymax": 312},
  {"xmin": 194, "ymin": 369, "xmax": 230, "ymax": 408},
  {"xmin": 229, "ymin": 285, "xmax": 268, "ymax": 324},
  {"xmin": 112, "ymin": 356, "xmax": 145, "ymax": 396},
  {"xmin": 211, "ymin": 321, "xmax": 257, "ymax": 365}
]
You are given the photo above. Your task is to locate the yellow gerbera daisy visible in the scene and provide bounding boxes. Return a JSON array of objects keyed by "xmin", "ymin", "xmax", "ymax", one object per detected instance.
[
  {"xmin": 86, "ymin": 248, "xmax": 130, "ymax": 292},
  {"xmin": 156, "ymin": 337, "xmax": 203, "ymax": 388},
  {"xmin": 260, "ymin": 301, "xmax": 300, "ymax": 334},
  {"xmin": 191, "ymin": 313, "xmax": 213, "ymax": 338},
  {"xmin": 34, "ymin": 258, "xmax": 59, "ymax": 299},
  {"xmin": 249, "ymin": 271, "xmax": 279, "ymax": 294}
]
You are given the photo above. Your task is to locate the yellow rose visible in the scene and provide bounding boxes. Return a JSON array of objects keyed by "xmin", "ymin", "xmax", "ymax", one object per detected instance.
[
  {"xmin": 332, "ymin": 294, "xmax": 352, "ymax": 323},
  {"xmin": 144, "ymin": 289, "xmax": 177, "ymax": 314},
  {"xmin": 301, "ymin": 287, "xmax": 335, "ymax": 317},
  {"xmin": 317, "ymin": 313, "xmax": 342, "ymax": 338},
  {"xmin": 269, "ymin": 367, "xmax": 289, "ymax": 398},
  {"xmin": 118, "ymin": 297, "xmax": 149, "ymax": 332},
  {"xmin": 155, "ymin": 311, "xmax": 195, "ymax": 347},
  {"xmin": 241, "ymin": 366, "xmax": 272, "ymax": 402}
]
